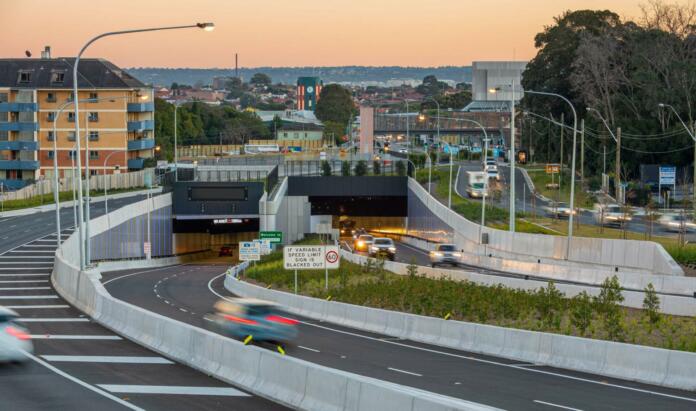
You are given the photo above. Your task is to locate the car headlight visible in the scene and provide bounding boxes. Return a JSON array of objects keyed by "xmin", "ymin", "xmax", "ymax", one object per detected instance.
[
  {"xmin": 370, "ymin": 246, "xmax": 378, "ymax": 252},
  {"xmin": 431, "ymin": 251, "xmax": 443, "ymax": 257},
  {"xmin": 388, "ymin": 247, "xmax": 396, "ymax": 252},
  {"xmin": 357, "ymin": 241, "xmax": 364, "ymax": 247},
  {"xmin": 452, "ymin": 252, "xmax": 462, "ymax": 258}
]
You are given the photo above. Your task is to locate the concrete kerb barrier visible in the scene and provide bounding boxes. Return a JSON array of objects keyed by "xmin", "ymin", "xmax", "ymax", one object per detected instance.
[
  {"xmin": 51, "ymin": 208, "xmax": 497, "ymax": 411},
  {"xmin": 226, "ymin": 274, "xmax": 696, "ymax": 391}
]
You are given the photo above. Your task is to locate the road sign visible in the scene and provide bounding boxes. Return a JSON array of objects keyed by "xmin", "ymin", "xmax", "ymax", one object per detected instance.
[
  {"xmin": 239, "ymin": 241, "xmax": 261, "ymax": 261},
  {"xmin": 659, "ymin": 166, "xmax": 676, "ymax": 185},
  {"xmin": 253, "ymin": 239, "xmax": 272, "ymax": 255},
  {"xmin": 283, "ymin": 245, "xmax": 340, "ymax": 270},
  {"xmin": 143, "ymin": 242, "xmax": 151, "ymax": 255},
  {"xmin": 260, "ymin": 231, "xmax": 283, "ymax": 244},
  {"xmin": 545, "ymin": 163, "xmax": 560, "ymax": 174}
]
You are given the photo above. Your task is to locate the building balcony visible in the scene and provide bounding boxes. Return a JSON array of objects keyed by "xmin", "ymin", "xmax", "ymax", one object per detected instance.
[
  {"xmin": 127, "ymin": 102, "xmax": 155, "ymax": 113},
  {"xmin": 127, "ymin": 138, "xmax": 155, "ymax": 151},
  {"xmin": 0, "ymin": 179, "xmax": 31, "ymax": 190},
  {"xmin": 127, "ymin": 158, "xmax": 145, "ymax": 169},
  {"xmin": 0, "ymin": 122, "xmax": 39, "ymax": 132},
  {"xmin": 0, "ymin": 141, "xmax": 38, "ymax": 151},
  {"xmin": 0, "ymin": 102, "xmax": 38, "ymax": 112},
  {"xmin": 0, "ymin": 160, "xmax": 40, "ymax": 170},
  {"xmin": 127, "ymin": 120, "xmax": 155, "ymax": 132}
]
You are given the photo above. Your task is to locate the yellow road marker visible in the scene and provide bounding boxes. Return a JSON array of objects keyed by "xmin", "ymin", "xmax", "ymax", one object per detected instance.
[
  {"xmin": 444, "ymin": 312, "xmax": 452, "ymax": 321},
  {"xmin": 277, "ymin": 345, "xmax": 286, "ymax": 355},
  {"xmin": 266, "ymin": 284, "xmax": 272, "ymax": 289},
  {"xmin": 325, "ymin": 295, "xmax": 332, "ymax": 301},
  {"xmin": 243, "ymin": 335, "xmax": 253, "ymax": 345}
]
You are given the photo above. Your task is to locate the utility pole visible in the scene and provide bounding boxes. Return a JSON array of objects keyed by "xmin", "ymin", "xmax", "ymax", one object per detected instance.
[
  {"xmin": 580, "ymin": 119, "xmax": 585, "ymax": 186},
  {"xmin": 616, "ymin": 127, "xmax": 622, "ymax": 202},
  {"xmin": 559, "ymin": 112, "xmax": 564, "ymax": 192}
]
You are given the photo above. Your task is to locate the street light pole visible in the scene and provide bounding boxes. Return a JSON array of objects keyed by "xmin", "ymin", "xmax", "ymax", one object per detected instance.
[
  {"xmin": 658, "ymin": 103, "xmax": 696, "ymax": 213},
  {"xmin": 424, "ymin": 97, "xmax": 440, "ymax": 144},
  {"xmin": 174, "ymin": 102, "xmax": 181, "ymax": 182},
  {"xmin": 71, "ymin": 23, "xmax": 213, "ymax": 270},
  {"xmin": 586, "ymin": 107, "xmax": 620, "ymax": 201}
]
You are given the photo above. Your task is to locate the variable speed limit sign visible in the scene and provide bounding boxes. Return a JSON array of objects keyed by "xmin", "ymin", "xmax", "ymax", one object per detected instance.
[{"xmin": 284, "ymin": 245, "xmax": 340, "ymax": 270}]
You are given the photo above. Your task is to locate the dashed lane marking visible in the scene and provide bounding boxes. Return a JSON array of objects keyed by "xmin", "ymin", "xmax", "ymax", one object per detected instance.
[
  {"xmin": 388, "ymin": 367, "xmax": 422, "ymax": 377},
  {"xmin": 97, "ymin": 385, "xmax": 251, "ymax": 397},
  {"xmin": 533, "ymin": 400, "xmax": 584, "ymax": 411},
  {"xmin": 20, "ymin": 318, "xmax": 90, "ymax": 322},
  {"xmin": 42, "ymin": 355, "xmax": 174, "ymax": 364},
  {"xmin": 29, "ymin": 334, "xmax": 122, "ymax": 340}
]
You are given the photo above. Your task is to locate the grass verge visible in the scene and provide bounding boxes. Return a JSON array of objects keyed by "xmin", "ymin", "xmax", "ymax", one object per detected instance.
[{"xmin": 1, "ymin": 187, "xmax": 148, "ymax": 212}]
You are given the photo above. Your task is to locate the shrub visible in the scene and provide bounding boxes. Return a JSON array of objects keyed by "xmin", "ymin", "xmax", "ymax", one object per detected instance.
[
  {"xmin": 595, "ymin": 275, "xmax": 624, "ymax": 314},
  {"xmin": 642, "ymin": 283, "xmax": 661, "ymax": 327},
  {"xmin": 372, "ymin": 160, "xmax": 381, "ymax": 175},
  {"xmin": 536, "ymin": 281, "xmax": 564, "ymax": 330},
  {"xmin": 406, "ymin": 258, "xmax": 419, "ymax": 278},
  {"xmin": 321, "ymin": 160, "xmax": 332, "ymax": 176},
  {"xmin": 395, "ymin": 160, "xmax": 406, "ymax": 176},
  {"xmin": 570, "ymin": 291, "xmax": 594, "ymax": 336},
  {"xmin": 354, "ymin": 160, "xmax": 367, "ymax": 176},
  {"xmin": 341, "ymin": 161, "xmax": 351, "ymax": 176}
]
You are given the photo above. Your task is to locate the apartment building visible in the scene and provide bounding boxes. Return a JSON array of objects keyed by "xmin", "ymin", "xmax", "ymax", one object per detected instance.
[{"xmin": 0, "ymin": 50, "xmax": 154, "ymax": 188}]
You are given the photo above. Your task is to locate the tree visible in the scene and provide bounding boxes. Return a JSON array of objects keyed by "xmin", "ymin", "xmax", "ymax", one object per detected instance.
[
  {"xmin": 372, "ymin": 160, "xmax": 381, "ymax": 175},
  {"xmin": 416, "ymin": 75, "xmax": 449, "ymax": 96},
  {"xmin": 239, "ymin": 93, "xmax": 258, "ymax": 109},
  {"xmin": 642, "ymin": 282, "xmax": 661, "ymax": 327},
  {"xmin": 321, "ymin": 160, "xmax": 332, "ymax": 176},
  {"xmin": 323, "ymin": 121, "xmax": 346, "ymax": 145},
  {"xmin": 250, "ymin": 73, "xmax": 272, "ymax": 87},
  {"xmin": 570, "ymin": 291, "xmax": 594, "ymax": 336},
  {"xmin": 395, "ymin": 160, "xmax": 406, "ymax": 176},
  {"xmin": 354, "ymin": 160, "xmax": 367, "ymax": 176},
  {"xmin": 315, "ymin": 84, "xmax": 354, "ymax": 128},
  {"xmin": 341, "ymin": 161, "xmax": 351, "ymax": 176}
]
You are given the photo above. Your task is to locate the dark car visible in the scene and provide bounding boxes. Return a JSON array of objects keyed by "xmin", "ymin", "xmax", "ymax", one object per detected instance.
[
  {"xmin": 219, "ymin": 244, "xmax": 236, "ymax": 257},
  {"xmin": 204, "ymin": 298, "xmax": 298, "ymax": 344}
]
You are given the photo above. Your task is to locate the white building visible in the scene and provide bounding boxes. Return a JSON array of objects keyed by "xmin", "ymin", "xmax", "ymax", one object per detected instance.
[{"xmin": 465, "ymin": 61, "xmax": 527, "ymax": 112}]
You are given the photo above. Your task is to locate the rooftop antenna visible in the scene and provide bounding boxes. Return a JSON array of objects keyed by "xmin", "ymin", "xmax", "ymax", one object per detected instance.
[{"xmin": 235, "ymin": 53, "xmax": 238, "ymax": 78}]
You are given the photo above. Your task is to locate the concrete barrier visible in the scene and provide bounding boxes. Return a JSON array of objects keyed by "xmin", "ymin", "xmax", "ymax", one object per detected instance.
[
  {"xmin": 51, "ymin": 200, "xmax": 497, "ymax": 411},
  {"xmin": 226, "ymin": 274, "xmax": 696, "ymax": 391}
]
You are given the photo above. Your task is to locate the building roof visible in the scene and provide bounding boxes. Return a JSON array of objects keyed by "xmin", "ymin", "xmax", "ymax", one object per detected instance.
[
  {"xmin": 257, "ymin": 109, "xmax": 323, "ymax": 125},
  {"xmin": 0, "ymin": 58, "xmax": 146, "ymax": 89},
  {"xmin": 278, "ymin": 123, "xmax": 324, "ymax": 132},
  {"xmin": 462, "ymin": 100, "xmax": 512, "ymax": 113}
]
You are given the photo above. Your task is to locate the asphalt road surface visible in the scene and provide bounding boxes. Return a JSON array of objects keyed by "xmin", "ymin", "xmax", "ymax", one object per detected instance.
[
  {"xmin": 103, "ymin": 262, "xmax": 696, "ymax": 411},
  {"xmin": 0, "ymin": 199, "xmax": 284, "ymax": 411}
]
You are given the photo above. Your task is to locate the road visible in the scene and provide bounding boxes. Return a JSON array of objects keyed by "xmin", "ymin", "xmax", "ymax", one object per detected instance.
[
  {"xmin": 0, "ymin": 199, "xmax": 284, "ymax": 410},
  {"xmin": 102, "ymin": 262, "xmax": 696, "ymax": 411}
]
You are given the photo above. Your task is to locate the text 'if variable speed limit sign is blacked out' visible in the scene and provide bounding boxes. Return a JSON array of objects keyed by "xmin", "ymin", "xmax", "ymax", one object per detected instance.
[{"xmin": 283, "ymin": 245, "xmax": 340, "ymax": 270}]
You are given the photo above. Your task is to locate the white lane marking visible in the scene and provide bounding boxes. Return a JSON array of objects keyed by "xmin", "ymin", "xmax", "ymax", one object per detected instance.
[
  {"xmin": 42, "ymin": 355, "xmax": 174, "ymax": 364},
  {"xmin": 534, "ymin": 400, "xmax": 583, "ymax": 411},
  {"xmin": 7, "ymin": 250, "xmax": 56, "ymax": 253},
  {"xmin": 298, "ymin": 345, "xmax": 320, "ymax": 353},
  {"xmin": 0, "ymin": 262, "xmax": 53, "ymax": 265},
  {"xmin": 30, "ymin": 334, "xmax": 122, "ymax": 340},
  {"xmin": 0, "ymin": 280, "xmax": 49, "ymax": 283},
  {"xmin": 19, "ymin": 245, "xmax": 58, "ymax": 248},
  {"xmin": 20, "ymin": 318, "xmax": 90, "ymax": 322},
  {"xmin": 388, "ymin": 367, "xmax": 422, "ymax": 377},
  {"xmin": 97, "ymin": 385, "xmax": 250, "ymax": 397},
  {"xmin": 102, "ymin": 264, "xmax": 182, "ymax": 286},
  {"xmin": 0, "ymin": 273, "xmax": 49, "ymax": 276},
  {"xmin": 0, "ymin": 295, "xmax": 59, "ymax": 299},
  {"xmin": 206, "ymin": 274, "xmax": 696, "ymax": 404},
  {"xmin": 179, "ymin": 308, "xmax": 187, "ymax": 313},
  {"xmin": 5, "ymin": 305, "xmax": 70, "ymax": 309},
  {"xmin": 22, "ymin": 351, "xmax": 144, "ymax": 411},
  {"xmin": 0, "ymin": 286, "xmax": 51, "ymax": 290}
]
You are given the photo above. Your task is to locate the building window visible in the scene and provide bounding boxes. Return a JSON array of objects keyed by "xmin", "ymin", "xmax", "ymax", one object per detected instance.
[
  {"xmin": 304, "ymin": 133, "xmax": 308, "ymax": 138},
  {"xmin": 47, "ymin": 112, "xmax": 56, "ymax": 122},
  {"xmin": 47, "ymin": 131, "xmax": 55, "ymax": 141},
  {"xmin": 283, "ymin": 132, "xmax": 288, "ymax": 138},
  {"xmin": 90, "ymin": 169, "xmax": 98, "ymax": 176},
  {"xmin": 69, "ymin": 150, "xmax": 77, "ymax": 159},
  {"xmin": 89, "ymin": 131, "xmax": 99, "ymax": 141},
  {"xmin": 88, "ymin": 92, "xmax": 98, "ymax": 102},
  {"xmin": 88, "ymin": 112, "xmax": 98, "ymax": 122},
  {"xmin": 17, "ymin": 70, "xmax": 32, "ymax": 84},
  {"xmin": 89, "ymin": 150, "xmax": 99, "ymax": 160},
  {"xmin": 67, "ymin": 92, "xmax": 74, "ymax": 102},
  {"xmin": 50, "ymin": 71, "xmax": 65, "ymax": 84},
  {"xmin": 293, "ymin": 132, "xmax": 299, "ymax": 139},
  {"xmin": 46, "ymin": 92, "xmax": 56, "ymax": 103},
  {"xmin": 47, "ymin": 151, "xmax": 55, "ymax": 159},
  {"xmin": 68, "ymin": 112, "xmax": 75, "ymax": 122},
  {"xmin": 67, "ymin": 132, "xmax": 76, "ymax": 142}
]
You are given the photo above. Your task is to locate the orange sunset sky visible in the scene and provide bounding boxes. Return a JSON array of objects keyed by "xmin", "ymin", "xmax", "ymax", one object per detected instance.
[{"xmin": 0, "ymin": 0, "xmax": 666, "ymax": 68}]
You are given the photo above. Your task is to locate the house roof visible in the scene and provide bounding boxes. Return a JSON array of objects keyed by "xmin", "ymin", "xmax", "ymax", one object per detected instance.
[
  {"xmin": 0, "ymin": 58, "xmax": 146, "ymax": 89},
  {"xmin": 278, "ymin": 123, "xmax": 324, "ymax": 131}
]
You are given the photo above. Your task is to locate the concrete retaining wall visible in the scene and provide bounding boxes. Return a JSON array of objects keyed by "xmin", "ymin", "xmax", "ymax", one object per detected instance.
[
  {"xmin": 226, "ymin": 275, "xmax": 696, "ymax": 392},
  {"xmin": 51, "ymin": 199, "xmax": 497, "ymax": 411},
  {"xmin": 407, "ymin": 178, "xmax": 682, "ymax": 276},
  {"xmin": 341, "ymin": 250, "xmax": 696, "ymax": 316}
]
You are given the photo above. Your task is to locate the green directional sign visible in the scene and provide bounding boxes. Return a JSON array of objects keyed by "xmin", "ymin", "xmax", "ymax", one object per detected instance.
[{"xmin": 260, "ymin": 231, "xmax": 283, "ymax": 244}]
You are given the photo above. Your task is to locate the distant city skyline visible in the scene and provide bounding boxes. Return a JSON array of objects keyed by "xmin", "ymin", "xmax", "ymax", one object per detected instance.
[{"xmin": 1, "ymin": 0, "xmax": 658, "ymax": 68}]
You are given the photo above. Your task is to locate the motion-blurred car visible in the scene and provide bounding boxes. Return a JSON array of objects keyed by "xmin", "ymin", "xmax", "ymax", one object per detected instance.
[
  {"xmin": 218, "ymin": 244, "xmax": 235, "ymax": 257},
  {"xmin": 204, "ymin": 299, "xmax": 298, "ymax": 343},
  {"xmin": 429, "ymin": 244, "xmax": 462, "ymax": 267},
  {"xmin": 0, "ymin": 307, "xmax": 32, "ymax": 363},
  {"xmin": 542, "ymin": 201, "xmax": 577, "ymax": 218},
  {"xmin": 369, "ymin": 237, "xmax": 397, "ymax": 260},
  {"xmin": 658, "ymin": 214, "xmax": 696, "ymax": 232},
  {"xmin": 354, "ymin": 234, "xmax": 374, "ymax": 252},
  {"xmin": 594, "ymin": 204, "xmax": 632, "ymax": 226},
  {"xmin": 486, "ymin": 168, "xmax": 500, "ymax": 181},
  {"xmin": 398, "ymin": 148, "xmax": 408, "ymax": 154},
  {"xmin": 485, "ymin": 159, "xmax": 498, "ymax": 171},
  {"xmin": 339, "ymin": 220, "xmax": 356, "ymax": 237}
]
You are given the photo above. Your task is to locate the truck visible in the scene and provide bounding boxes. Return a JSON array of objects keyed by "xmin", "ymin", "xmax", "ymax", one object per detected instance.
[{"xmin": 465, "ymin": 171, "xmax": 487, "ymax": 198}]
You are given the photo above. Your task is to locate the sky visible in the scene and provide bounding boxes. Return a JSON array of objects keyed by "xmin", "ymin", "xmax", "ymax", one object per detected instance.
[{"xmin": 0, "ymin": 0, "xmax": 661, "ymax": 68}]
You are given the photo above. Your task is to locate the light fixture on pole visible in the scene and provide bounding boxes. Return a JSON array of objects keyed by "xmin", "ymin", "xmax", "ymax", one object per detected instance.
[{"xmin": 71, "ymin": 22, "xmax": 213, "ymax": 270}]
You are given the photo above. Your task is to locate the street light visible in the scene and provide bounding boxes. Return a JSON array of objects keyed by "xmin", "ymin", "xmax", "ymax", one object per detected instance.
[
  {"xmin": 658, "ymin": 103, "xmax": 696, "ymax": 212},
  {"xmin": 71, "ymin": 22, "xmax": 213, "ymax": 270},
  {"xmin": 491, "ymin": 86, "xmax": 578, "ymax": 259},
  {"xmin": 586, "ymin": 107, "xmax": 620, "ymax": 201}
]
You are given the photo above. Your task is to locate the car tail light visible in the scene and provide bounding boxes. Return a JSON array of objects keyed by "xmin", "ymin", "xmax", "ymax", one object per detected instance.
[
  {"xmin": 266, "ymin": 315, "xmax": 299, "ymax": 326},
  {"xmin": 222, "ymin": 314, "xmax": 258, "ymax": 325},
  {"xmin": 5, "ymin": 326, "xmax": 30, "ymax": 341}
]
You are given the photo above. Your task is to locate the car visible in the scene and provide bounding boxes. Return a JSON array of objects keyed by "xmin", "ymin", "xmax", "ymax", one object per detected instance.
[
  {"xmin": 369, "ymin": 237, "xmax": 397, "ymax": 260},
  {"xmin": 339, "ymin": 220, "xmax": 357, "ymax": 237},
  {"xmin": 658, "ymin": 214, "xmax": 696, "ymax": 232},
  {"xmin": 543, "ymin": 201, "xmax": 576, "ymax": 218},
  {"xmin": 398, "ymin": 148, "xmax": 408, "ymax": 154},
  {"xmin": 218, "ymin": 244, "xmax": 235, "ymax": 257},
  {"xmin": 486, "ymin": 168, "xmax": 500, "ymax": 181},
  {"xmin": 204, "ymin": 298, "xmax": 298, "ymax": 344},
  {"xmin": 354, "ymin": 234, "xmax": 374, "ymax": 252},
  {"xmin": 0, "ymin": 307, "xmax": 33, "ymax": 363},
  {"xmin": 429, "ymin": 244, "xmax": 462, "ymax": 267},
  {"xmin": 594, "ymin": 204, "xmax": 632, "ymax": 226},
  {"xmin": 485, "ymin": 159, "xmax": 497, "ymax": 169}
]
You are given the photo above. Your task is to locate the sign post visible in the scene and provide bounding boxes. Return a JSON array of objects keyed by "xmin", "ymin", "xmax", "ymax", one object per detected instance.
[
  {"xmin": 659, "ymin": 166, "xmax": 676, "ymax": 207},
  {"xmin": 239, "ymin": 241, "xmax": 261, "ymax": 262},
  {"xmin": 284, "ymin": 245, "xmax": 340, "ymax": 292}
]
